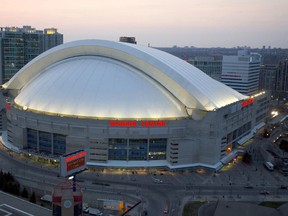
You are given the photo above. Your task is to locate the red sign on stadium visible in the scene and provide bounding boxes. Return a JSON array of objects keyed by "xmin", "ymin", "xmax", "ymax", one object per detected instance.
[
  {"xmin": 241, "ymin": 98, "xmax": 254, "ymax": 107},
  {"xmin": 60, "ymin": 150, "xmax": 87, "ymax": 177},
  {"xmin": 66, "ymin": 157, "xmax": 85, "ymax": 172},
  {"xmin": 109, "ymin": 120, "xmax": 166, "ymax": 127}
]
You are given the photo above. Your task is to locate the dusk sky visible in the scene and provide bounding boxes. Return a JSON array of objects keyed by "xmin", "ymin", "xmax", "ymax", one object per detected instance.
[{"xmin": 1, "ymin": 0, "xmax": 288, "ymax": 48}]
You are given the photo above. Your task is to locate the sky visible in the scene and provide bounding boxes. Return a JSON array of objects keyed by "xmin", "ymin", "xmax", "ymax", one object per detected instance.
[{"xmin": 1, "ymin": 0, "xmax": 288, "ymax": 48}]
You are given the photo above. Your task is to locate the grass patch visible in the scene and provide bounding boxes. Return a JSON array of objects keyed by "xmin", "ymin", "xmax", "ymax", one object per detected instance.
[
  {"xmin": 259, "ymin": 202, "xmax": 286, "ymax": 209},
  {"xmin": 183, "ymin": 201, "xmax": 207, "ymax": 216}
]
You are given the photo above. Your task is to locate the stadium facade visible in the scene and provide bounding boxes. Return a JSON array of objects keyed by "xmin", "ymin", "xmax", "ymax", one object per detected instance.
[{"xmin": 1, "ymin": 40, "xmax": 269, "ymax": 169}]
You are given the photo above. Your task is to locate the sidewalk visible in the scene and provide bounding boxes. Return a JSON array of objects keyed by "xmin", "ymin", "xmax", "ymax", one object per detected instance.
[
  {"xmin": 199, "ymin": 201, "xmax": 288, "ymax": 216},
  {"xmin": 181, "ymin": 194, "xmax": 288, "ymax": 216}
]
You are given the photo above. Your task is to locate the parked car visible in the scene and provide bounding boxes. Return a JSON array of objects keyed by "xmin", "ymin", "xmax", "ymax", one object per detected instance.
[
  {"xmin": 86, "ymin": 208, "xmax": 103, "ymax": 216},
  {"xmin": 244, "ymin": 184, "xmax": 254, "ymax": 189},
  {"xmin": 153, "ymin": 178, "xmax": 163, "ymax": 183},
  {"xmin": 259, "ymin": 190, "xmax": 270, "ymax": 195},
  {"xmin": 264, "ymin": 161, "xmax": 274, "ymax": 171}
]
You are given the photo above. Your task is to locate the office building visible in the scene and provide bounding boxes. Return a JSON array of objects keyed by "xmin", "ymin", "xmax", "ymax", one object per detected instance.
[
  {"xmin": 0, "ymin": 26, "xmax": 63, "ymax": 84},
  {"xmin": 221, "ymin": 50, "xmax": 261, "ymax": 96},
  {"xmin": 44, "ymin": 28, "xmax": 63, "ymax": 50},
  {"xmin": 275, "ymin": 59, "xmax": 288, "ymax": 100},
  {"xmin": 187, "ymin": 56, "xmax": 222, "ymax": 81},
  {"xmin": 1, "ymin": 40, "xmax": 268, "ymax": 170},
  {"xmin": 259, "ymin": 64, "xmax": 277, "ymax": 92}
]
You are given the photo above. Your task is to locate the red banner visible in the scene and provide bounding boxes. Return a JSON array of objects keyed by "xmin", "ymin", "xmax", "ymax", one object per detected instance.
[
  {"xmin": 65, "ymin": 151, "xmax": 86, "ymax": 162},
  {"xmin": 66, "ymin": 157, "xmax": 85, "ymax": 172},
  {"xmin": 241, "ymin": 98, "xmax": 254, "ymax": 107},
  {"xmin": 109, "ymin": 120, "xmax": 166, "ymax": 127}
]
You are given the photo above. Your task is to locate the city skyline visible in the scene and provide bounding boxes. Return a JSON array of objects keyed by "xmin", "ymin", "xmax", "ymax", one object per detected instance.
[{"xmin": 1, "ymin": 0, "xmax": 288, "ymax": 48}]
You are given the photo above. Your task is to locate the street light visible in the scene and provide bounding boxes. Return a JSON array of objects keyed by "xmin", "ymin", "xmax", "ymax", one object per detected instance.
[{"xmin": 271, "ymin": 110, "xmax": 278, "ymax": 118}]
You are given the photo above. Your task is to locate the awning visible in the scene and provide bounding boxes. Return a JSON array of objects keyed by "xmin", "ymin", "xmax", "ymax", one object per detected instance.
[{"xmin": 220, "ymin": 150, "xmax": 238, "ymax": 165}]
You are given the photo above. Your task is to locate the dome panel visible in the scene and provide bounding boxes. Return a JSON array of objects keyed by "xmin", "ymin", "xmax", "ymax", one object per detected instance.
[{"xmin": 15, "ymin": 56, "xmax": 186, "ymax": 119}]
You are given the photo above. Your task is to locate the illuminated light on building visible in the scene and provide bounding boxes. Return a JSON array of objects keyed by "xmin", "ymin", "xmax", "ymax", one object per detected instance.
[
  {"xmin": 226, "ymin": 146, "xmax": 232, "ymax": 154},
  {"xmin": 241, "ymin": 98, "xmax": 254, "ymax": 107},
  {"xmin": 46, "ymin": 29, "xmax": 56, "ymax": 35},
  {"xmin": 64, "ymin": 151, "xmax": 87, "ymax": 162},
  {"xmin": 109, "ymin": 120, "xmax": 166, "ymax": 127},
  {"xmin": 66, "ymin": 157, "xmax": 85, "ymax": 172},
  {"xmin": 252, "ymin": 91, "xmax": 266, "ymax": 98},
  {"xmin": 110, "ymin": 121, "xmax": 137, "ymax": 127},
  {"xmin": 60, "ymin": 151, "xmax": 87, "ymax": 177},
  {"xmin": 141, "ymin": 121, "xmax": 166, "ymax": 127}
]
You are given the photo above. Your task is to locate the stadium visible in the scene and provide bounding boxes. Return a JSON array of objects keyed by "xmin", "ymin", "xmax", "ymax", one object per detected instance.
[{"xmin": 1, "ymin": 40, "xmax": 268, "ymax": 169}]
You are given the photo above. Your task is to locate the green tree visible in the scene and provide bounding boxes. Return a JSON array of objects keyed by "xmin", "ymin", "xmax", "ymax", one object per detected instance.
[
  {"xmin": 21, "ymin": 187, "xmax": 29, "ymax": 198},
  {"xmin": 0, "ymin": 171, "xmax": 20, "ymax": 195},
  {"xmin": 30, "ymin": 192, "xmax": 36, "ymax": 203},
  {"xmin": 11, "ymin": 182, "xmax": 20, "ymax": 196},
  {"xmin": 279, "ymin": 140, "xmax": 288, "ymax": 152},
  {"xmin": 242, "ymin": 152, "xmax": 252, "ymax": 164}
]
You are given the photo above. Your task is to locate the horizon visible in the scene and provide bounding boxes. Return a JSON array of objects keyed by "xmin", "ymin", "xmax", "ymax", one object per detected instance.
[{"xmin": 1, "ymin": 0, "xmax": 288, "ymax": 49}]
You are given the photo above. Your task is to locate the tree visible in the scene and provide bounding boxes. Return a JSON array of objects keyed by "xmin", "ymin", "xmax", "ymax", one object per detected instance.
[
  {"xmin": 242, "ymin": 152, "xmax": 252, "ymax": 164},
  {"xmin": 21, "ymin": 187, "xmax": 29, "ymax": 198},
  {"xmin": 0, "ymin": 171, "xmax": 20, "ymax": 195},
  {"xmin": 279, "ymin": 140, "xmax": 288, "ymax": 152},
  {"xmin": 11, "ymin": 182, "xmax": 20, "ymax": 196},
  {"xmin": 30, "ymin": 192, "xmax": 36, "ymax": 203}
]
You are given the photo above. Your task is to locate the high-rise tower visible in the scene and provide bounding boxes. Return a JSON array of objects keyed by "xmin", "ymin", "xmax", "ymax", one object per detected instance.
[
  {"xmin": 0, "ymin": 26, "xmax": 63, "ymax": 84},
  {"xmin": 275, "ymin": 59, "xmax": 288, "ymax": 100},
  {"xmin": 221, "ymin": 50, "xmax": 261, "ymax": 96}
]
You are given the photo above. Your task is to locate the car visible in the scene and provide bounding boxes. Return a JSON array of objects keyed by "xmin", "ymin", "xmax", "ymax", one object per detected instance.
[
  {"xmin": 163, "ymin": 208, "xmax": 169, "ymax": 214},
  {"xmin": 154, "ymin": 178, "xmax": 163, "ymax": 183},
  {"xmin": 88, "ymin": 208, "xmax": 103, "ymax": 216},
  {"xmin": 259, "ymin": 190, "xmax": 270, "ymax": 195},
  {"xmin": 264, "ymin": 161, "xmax": 274, "ymax": 171},
  {"xmin": 279, "ymin": 185, "xmax": 288, "ymax": 189},
  {"xmin": 83, "ymin": 208, "xmax": 89, "ymax": 213},
  {"xmin": 244, "ymin": 184, "xmax": 254, "ymax": 189}
]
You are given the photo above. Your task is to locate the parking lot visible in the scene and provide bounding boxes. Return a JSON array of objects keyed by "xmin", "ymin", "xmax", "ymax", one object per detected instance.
[
  {"xmin": 0, "ymin": 204, "xmax": 33, "ymax": 216},
  {"xmin": 0, "ymin": 192, "xmax": 51, "ymax": 216}
]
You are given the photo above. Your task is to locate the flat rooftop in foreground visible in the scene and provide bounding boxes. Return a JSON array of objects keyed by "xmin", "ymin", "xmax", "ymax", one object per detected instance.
[{"xmin": 0, "ymin": 191, "xmax": 51, "ymax": 216}]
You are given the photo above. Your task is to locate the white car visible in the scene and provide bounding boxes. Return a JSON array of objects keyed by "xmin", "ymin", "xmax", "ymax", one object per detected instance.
[
  {"xmin": 87, "ymin": 207, "xmax": 103, "ymax": 216},
  {"xmin": 153, "ymin": 178, "xmax": 163, "ymax": 183}
]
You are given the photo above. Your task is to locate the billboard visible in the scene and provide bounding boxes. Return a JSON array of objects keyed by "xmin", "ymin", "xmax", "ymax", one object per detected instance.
[{"xmin": 60, "ymin": 150, "xmax": 87, "ymax": 177}]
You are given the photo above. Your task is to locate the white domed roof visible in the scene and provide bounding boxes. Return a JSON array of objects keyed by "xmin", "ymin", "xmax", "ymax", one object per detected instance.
[
  {"xmin": 4, "ymin": 39, "xmax": 247, "ymax": 119},
  {"xmin": 15, "ymin": 56, "xmax": 185, "ymax": 119}
]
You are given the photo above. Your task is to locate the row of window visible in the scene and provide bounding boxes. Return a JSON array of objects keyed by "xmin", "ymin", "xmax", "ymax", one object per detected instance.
[
  {"xmin": 108, "ymin": 138, "xmax": 167, "ymax": 161},
  {"xmin": 227, "ymin": 121, "xmax": 251, "ymax": 143},
  {"xmin": 27, "ymin": 128, "xmax": 66, "ymax": 155}
]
